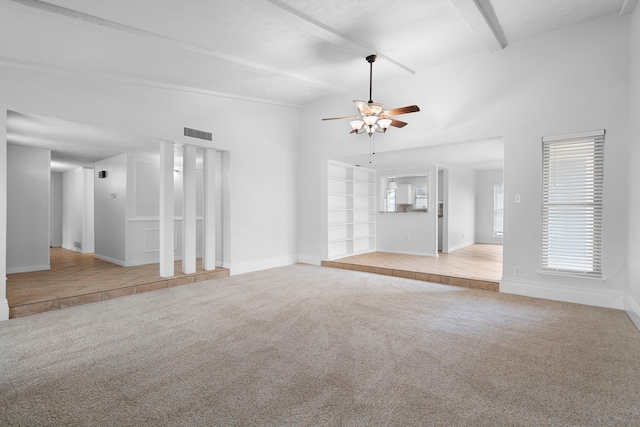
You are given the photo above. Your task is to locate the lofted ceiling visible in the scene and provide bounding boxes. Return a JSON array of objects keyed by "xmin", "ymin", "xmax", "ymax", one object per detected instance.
[{"xmin": 1, "ymin": 0, "xmax": 637, "ymax": 171}]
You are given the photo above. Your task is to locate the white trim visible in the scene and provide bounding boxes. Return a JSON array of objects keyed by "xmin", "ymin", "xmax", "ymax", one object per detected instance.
[
  {"xmin": 94, "ymin": 253, "xmax": 126, "ymax": 267},
  {"xmin": 297, "ymin": 254, "xmax": 322, "ymax": 266},
  {"xmin": 500, "ymin": 277, "xmax": 624, "ymax": 309},
  {"xmin": 62, "ymin": 243, "xmax": 82, "ymax": 253},
  {"xmin": 625, "ymin": 294, "xmax": 640, "ymax": 332},
  {"xmin": 369, "ymin": 249, "xmax": 438, "ymax": 257},
  {"xmin": 542, "ymin": 129, "xmax": 605, "ymax": 142},
  {"xmin": 444, "ymin": 241, "xmax": 475, "ymax": 253},
  {"xmin": 264, "ymin": 0, "xmax": 414, "ymax": 76},
  {"xmin": 620, "ymin": 0, "xmax": 639, "ymax": 15},
  {"xmin": 229, "ymin": 254, "xmax": 298, "ymax": 276},
  {"xmin": 0, "ymin": 56, "xmax": 301, "ymax": 109},
  {"xmin": 1, "ymin": 0, "xmax": 346, "ymax": 97},
  {"xmin": 6, "ymin": 264, "xmax": 50, "ymax": 274},
  {"xmin": 0, "ymin": 298, "xmax": 8, "ymax": 321}
]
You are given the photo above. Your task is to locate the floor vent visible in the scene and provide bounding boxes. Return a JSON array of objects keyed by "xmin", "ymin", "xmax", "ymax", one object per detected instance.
[{"xmin": 184, "ymin": 127, "xmax": 213, "ymax": 141}]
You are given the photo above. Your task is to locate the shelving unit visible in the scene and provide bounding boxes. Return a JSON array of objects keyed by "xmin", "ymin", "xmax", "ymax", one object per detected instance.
[{"xmin": 327, "ymin": 160, "xmax": 376, "ymax": 260}]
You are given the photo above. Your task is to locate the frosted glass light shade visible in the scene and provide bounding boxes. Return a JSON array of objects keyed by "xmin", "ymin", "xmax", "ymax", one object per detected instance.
[
  {"xmin": 378, "ymin": 118, "xmax": 392, "ymax": 130},
  {"xmin": 387, "ymin": 179, "xmax": 398, "ymax": 190},
  {"xmin": 363, "ymin": 115, "xmax": 378, "ymax": 126},
  {"xmin": 350, "ymin": 120, "xmax": 364, "ymax": 131}
]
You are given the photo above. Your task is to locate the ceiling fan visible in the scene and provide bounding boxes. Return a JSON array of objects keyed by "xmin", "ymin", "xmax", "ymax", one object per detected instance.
[{"xmin": 322, "ymin": 54, "xmax": 420, "ymax": 137}]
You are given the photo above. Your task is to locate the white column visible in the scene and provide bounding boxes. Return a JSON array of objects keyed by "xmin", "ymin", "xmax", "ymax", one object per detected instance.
[
  {"xmin": 0, "ymin": 110, "xmax": 9, "ymax": 320},
  {"xmin": 159, "ymin": 141, "xmax": 175, "ymax": 278},
  {"xmin": 203, "ymin": 148, "xmax": 216, "ymax": 270},
  {"xmin": 182, "ymin": 144, "xmax": 197, "ymax": 274}
]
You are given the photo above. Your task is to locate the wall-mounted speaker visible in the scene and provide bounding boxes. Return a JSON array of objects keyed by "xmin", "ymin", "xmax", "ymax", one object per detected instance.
[{"xmin": 98, "ymin": 171, "xmax": 107, "ymax": 179}]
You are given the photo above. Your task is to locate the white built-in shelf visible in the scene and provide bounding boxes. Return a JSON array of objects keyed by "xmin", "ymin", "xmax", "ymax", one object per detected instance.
[{"xmin": 327, "ymin": 160, "xmax": 376, "ymax": 260}]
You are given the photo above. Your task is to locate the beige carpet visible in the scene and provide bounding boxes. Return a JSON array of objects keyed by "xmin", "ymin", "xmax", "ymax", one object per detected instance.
[{"xmin": 1, "ymin": 264, "xmax": 639, "ymax": 426}]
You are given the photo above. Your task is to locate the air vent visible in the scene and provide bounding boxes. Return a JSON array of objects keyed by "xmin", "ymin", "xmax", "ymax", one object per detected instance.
[{"xmin": 184, "ymin": 127, "xmax": 213, "ymax": 141}]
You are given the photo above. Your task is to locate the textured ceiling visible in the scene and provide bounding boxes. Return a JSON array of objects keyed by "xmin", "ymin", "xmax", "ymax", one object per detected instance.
[{"xmin": 1, "ymin": 0, "xmax": 636, "ymax": 170}]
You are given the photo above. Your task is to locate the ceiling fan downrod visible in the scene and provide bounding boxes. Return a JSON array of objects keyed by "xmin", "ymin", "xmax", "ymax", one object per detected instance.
[{"xmin": 366, "ymin": 54, "xmax": 376, "ymax": 104}]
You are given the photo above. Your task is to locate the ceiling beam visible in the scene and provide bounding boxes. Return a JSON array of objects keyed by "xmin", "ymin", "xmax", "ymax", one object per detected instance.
[
  {"xmin": 450, "ymin": 0, "xmax": 507, "ymax": 52},
  {"xmin": 263, "ymin": 0, "xmax": 415, "ymax": 76},
  {"xmin": 620, "ymin": 0, "xmax": 639, "ymax": 15},
  {"xmin": 1, "ymin": 0, "xmax": 349, "ymax": 95}
]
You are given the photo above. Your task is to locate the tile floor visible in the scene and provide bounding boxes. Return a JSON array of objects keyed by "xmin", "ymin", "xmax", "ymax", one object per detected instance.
[
  {"xmin": 6, "ymin": 248, "xmax": 229, "ymax": 318},
  {"xmin": 322, "ymin": 244, "xmax": 503, "ymax": 291},
  {"xmin": 7, "ymin": 245, "xmax": 502, "ymax": 319}
]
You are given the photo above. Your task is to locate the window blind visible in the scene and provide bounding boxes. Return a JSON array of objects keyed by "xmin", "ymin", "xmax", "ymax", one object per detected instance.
[{"xmin": 541, "ymin": 130, "xmax": 604, "ymax": 277}]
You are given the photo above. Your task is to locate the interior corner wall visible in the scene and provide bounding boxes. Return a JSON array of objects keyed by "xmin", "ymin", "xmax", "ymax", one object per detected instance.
[
  {"xmin": 626, "ymin": 6, "xmax": 640, "ymax": 324},
  {"xmin": 298, "ymin": 14, "xmax": 631, "ymax": 309},
  {"xmin": 50, "ymin": 172, "xmax": 63, "ymax": 247},
  {"xmin": 82, "ymin": 168, "xmax": 95, "ymax": 253},
  {"xmin": 0, "ymin": 110, "xmax": 7, "ymax": 320},
  {"xmin": 94, "ymin": 154, "xmax": 127, "ymax": 265},
  {"xmin": 7, "ymin": 143, "xmax": 51, "ymax": 273},
  {"xmin": 445, "ymin": 165, "xmax": 476, "ymax": 252},
  {"xmin": 475, "ymin": 169, "xmax": 504, "ymax": 245}
]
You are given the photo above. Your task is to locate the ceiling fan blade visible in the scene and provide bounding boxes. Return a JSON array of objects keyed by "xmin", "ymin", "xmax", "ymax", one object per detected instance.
[
  {"xmin": 353, "ymin": 100, "xmax": 371, "ymax": 116},
  {"xmin": 322, "ymin": 116, "xmax": 359, "ymax": 121},
  {"xmin": 382, "ymin": 105, "xmax": 420, "ymax": 116},
  {"xmin": 390, "ymin": 119, "xmax": 408, "ymax": 128}
]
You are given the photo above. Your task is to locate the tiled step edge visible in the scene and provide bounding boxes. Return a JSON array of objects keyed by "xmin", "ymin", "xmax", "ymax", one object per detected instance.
[
  {"xmin": 9, "ymin": 269, "xmax": 230, "ymax": 319},
  {"xmin": 321, "ymin": 261, "xmax": 499, "ymax": 292}
]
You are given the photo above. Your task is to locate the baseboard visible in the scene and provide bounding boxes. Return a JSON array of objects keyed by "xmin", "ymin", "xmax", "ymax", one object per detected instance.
[
  {"xmin": 445, "ymin": 241, "xmax": 475, "ymax": 253},
  {"xmin": 229, "ymin": 254, "xmax": 298, "ymax": 276},
  {"xmin": 62, "ymin": 244, "xmax": 81, "ymax": 253},
  {"xmin": 6, "ymin": 264, "xmax": 50, "ymax": 274},
  {"xmin": 94, "ymin": 253, "xmax": 126, "ymax": 266},
  {"xmin": 375, "ymin": 249, "xmax": 438, "ymax": 257},
  {"xmin": 0, "ymin": 298, "xmax": 9, "ymax": 321},
  {"xmin": 625, "ymin": 294, "xmax": 640, "ymax": 332},
  {"xmin": 297, "ymin": 254, "xmax": 322, "ymax": 266},
  {"xmin": 501, "ymin": 277, "xmax": 625, "ymax": 309}
]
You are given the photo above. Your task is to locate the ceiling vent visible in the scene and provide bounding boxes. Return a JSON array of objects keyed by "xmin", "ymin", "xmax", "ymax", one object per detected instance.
[{"xmin": 184, "ymin": 127, "xmax": 213, "ymax": 141}]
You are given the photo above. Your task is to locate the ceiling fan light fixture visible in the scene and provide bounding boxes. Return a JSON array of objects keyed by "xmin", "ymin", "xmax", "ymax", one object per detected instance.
[
  {"xmin": 363, "ymin": 115, "xmax": 378, "ymax": 126},
  {"xmin": 350, "ymin": 120, "xmax": 364, "ymax": 131},
  {"xmin": 378, "ymin": 118, "xmax": 392, "ymax": 131}
]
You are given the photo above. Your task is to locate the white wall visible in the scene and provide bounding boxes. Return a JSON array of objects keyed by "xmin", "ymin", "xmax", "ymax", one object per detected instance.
[
  {"xmin": 83, "ymin": 168, "xmax": 94, "ymax": 253},
  {"xmin": 1, "ymin": 112, "xmax": 6, "ymax": 319},
  {"xmin": 376, "ymin": 170, "xmax": 437, "ymax": 256},
  {"xmin": 62, "ymin": 167, "xmax": 94, "ymax": 253},
  {"xmin": 62, "ymin": 167, "xmax": 82, "ymax": 251},
  {"xmin": 0, "ymin": 57, "xmax": 299, "ymax": 285},
  {"xmin": 626, "ymin": 6, "xmax": 640, "ymax": 326},
  {"xmin": 6, "ymin": 144, "xmax": 50, "ymax": 273},
  {"xmin": 445, "ymin": 165, "xmax": 476, "ymax": 252},
  {"xmin": 475, "ymin": 169, "xmax": 504, "ymax": 245},
  {"xmin": 50, "ymin": 172, "xmax": 63, "ymax": 247},
  {"xmin": 298, "ymin": 14, "xmax": 631, "ymax": 309},
  {"xmin": 94, "ymin": 154, "xmax": 127, "ymax": 264}
]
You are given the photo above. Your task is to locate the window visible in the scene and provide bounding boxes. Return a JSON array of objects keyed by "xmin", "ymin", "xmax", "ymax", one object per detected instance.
[
  {"xmin": 386, "ymin": 189, "xmax": 396, "ymax": 212},
  {"xmin": 493, "ymin": 182, "xmax": 504, "ymax": 237},
  {"xmin": 541, "ymin": 130, "xmax": 604, "ymax": 277},
  {"xmin": 415, "ymin": 187, "xmax": 429, "ymax": 210}
]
